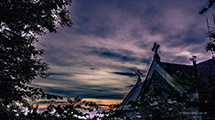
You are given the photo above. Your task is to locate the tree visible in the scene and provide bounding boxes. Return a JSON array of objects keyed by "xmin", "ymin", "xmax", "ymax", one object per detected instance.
[
  {"xmin": 20, "ymin": 96, "xmax": 99, "ymax": 120},
  {"xmin": 0, "ymin": 0, "xmax": 72, "ymax": 118},
  {"xmin": 200, "ymin": 0, "xmax": 215, "ymax": 57},
  {"xmin": 199, "ymin": 0, "xmax": 215, "ymax": 14}
]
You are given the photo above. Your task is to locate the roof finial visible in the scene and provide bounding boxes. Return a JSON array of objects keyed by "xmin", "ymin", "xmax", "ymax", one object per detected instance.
[
  {"xmin": 135, "ymin": 70, "xmax": 142, "ymax": 82},
  {"xmin": 152, "ymin": 42, "xmax": 160, "ymax": 61},
  {"xmin": 189, "ymin": 55, "xmax": 197, "ymax": 64}
]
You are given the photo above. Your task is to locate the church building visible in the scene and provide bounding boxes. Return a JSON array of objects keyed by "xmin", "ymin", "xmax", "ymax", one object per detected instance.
[{"xmin": 122, "ymin": 43, "xmax": 215, "ymax": 105}]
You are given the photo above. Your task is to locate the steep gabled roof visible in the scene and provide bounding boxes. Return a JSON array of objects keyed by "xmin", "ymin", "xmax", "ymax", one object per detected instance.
[
  {"xmin": 122, "ymin": 58, "xmax": 215, "ymax": 104},
  {"xmin": 197, "ymin": 59, "xmax": 215, "ymax": 83},
  {"xmin": 122, "ymin": 82, "xmax": 143, "ymax": 104},
  {"xmin": 160, "ymin": 59, "xmax": 215, "ymax": 83},
  {"xmin": 160, "ymin": 62, "xmax": 192, "ymax": 77}
]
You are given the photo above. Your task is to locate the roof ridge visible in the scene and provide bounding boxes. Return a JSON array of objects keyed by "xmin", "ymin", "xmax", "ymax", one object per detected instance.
[
  {"xmin": 161, "ymin": 62, "xmax": 192, "ymax": 67},
  {"xmin": 197, "ymin": 58, "xmax": 215, "ymax": 65}
]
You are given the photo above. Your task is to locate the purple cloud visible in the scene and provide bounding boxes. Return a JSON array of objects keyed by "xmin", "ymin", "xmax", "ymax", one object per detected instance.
[{"xmin": 33, "ymin": 0, "xmax": 214, "ymax": 99}]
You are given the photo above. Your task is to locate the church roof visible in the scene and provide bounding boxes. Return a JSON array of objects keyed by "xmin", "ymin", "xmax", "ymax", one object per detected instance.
[
  {"xmin": 161, "ymin": 58, "xmax": 215, "ymax": 83},
  {"xmin": 122, "ymin": 82, "xmax": 143, "ymax": 104},
  {"xmin": 197, "ymin": 59, "xmax": 215, "ymax": 82},
  {"xmin": 161, "ymin": 62, "xmax": 192, "ymax": 77},
  {"xmin": 122, "ymin": 58, "xmax": 215, "ymax": 104}
]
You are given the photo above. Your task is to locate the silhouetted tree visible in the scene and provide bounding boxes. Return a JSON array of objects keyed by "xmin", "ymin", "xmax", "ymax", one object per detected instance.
[
  {"xmin": 22, "ymin": 96, "xmax": 99, "ymax": 120},
  {"xmin": 200, "ymin": 0, "xmax": 215, "ymax": 56},
  {"xmin": 0, "ymin": 0, "xmax": 72, "ymax": 118},
  {"xmin": 200, "ymin": 0, "xmax": 215, "ymax": 14}
]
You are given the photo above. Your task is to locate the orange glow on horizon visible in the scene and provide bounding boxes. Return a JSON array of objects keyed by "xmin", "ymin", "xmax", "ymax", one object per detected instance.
[{"xmin": 36, "ymin": 98, "xmax": 122, "ymax": 109}]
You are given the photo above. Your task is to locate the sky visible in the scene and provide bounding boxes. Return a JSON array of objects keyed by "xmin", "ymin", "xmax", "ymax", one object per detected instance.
[{"xmin": 32, "ymin": 0, "xmax": 214, "ymax": 105}]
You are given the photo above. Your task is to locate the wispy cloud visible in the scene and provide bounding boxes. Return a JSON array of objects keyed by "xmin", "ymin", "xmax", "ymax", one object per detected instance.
[
  {"xmin": 112, "ymin": 72, "xmax": 136, "ymax": 77},
  {"xmin": 34, "ymin": 0, "xmax": 213, "ymax": 100}
]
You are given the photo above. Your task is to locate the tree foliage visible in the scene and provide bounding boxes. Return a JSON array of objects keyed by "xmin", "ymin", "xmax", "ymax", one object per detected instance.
[
  {"xmin": 200, "ymin": 0, "xmax": 215, "ymax": 57},
  {"xmin": 14, "ymin": 97, "xmax": 99, "ymax": 120},
  {"xmin": 199, "ymin": 0, "xmax": 215, "ymax": 14},
  {"xmin": 0, "ymin": 0, "xmax": 72, "ymax": 118}
]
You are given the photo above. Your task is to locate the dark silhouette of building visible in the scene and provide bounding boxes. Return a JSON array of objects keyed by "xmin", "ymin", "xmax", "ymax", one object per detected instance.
[{"xmin": 122, "ymin": 44, "xmax": 215, "ymax": 117}]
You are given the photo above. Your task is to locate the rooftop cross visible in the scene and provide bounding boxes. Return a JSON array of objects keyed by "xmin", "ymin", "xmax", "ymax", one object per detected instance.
[
  {"xmin": 135, "ymin": 70, "xmax": 142, "ymax": 82},
  {"xmin": 152, "ymin": 42, "xmax": 160, "ymax": 54},
  {"xmin": 152, "ymin": 42, "xmax": 160, "ymax": 61}
]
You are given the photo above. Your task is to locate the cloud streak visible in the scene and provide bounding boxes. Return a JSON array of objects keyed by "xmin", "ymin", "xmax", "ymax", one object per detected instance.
[{"xmin": 34, "ymin": 0, "xmax": 214, "ymax": 101}]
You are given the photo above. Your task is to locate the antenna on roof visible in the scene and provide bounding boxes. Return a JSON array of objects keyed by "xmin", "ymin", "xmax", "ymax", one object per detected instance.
[{"xmin": 205, "ymin": 15, "xmax": 215, "ymax": 58}]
